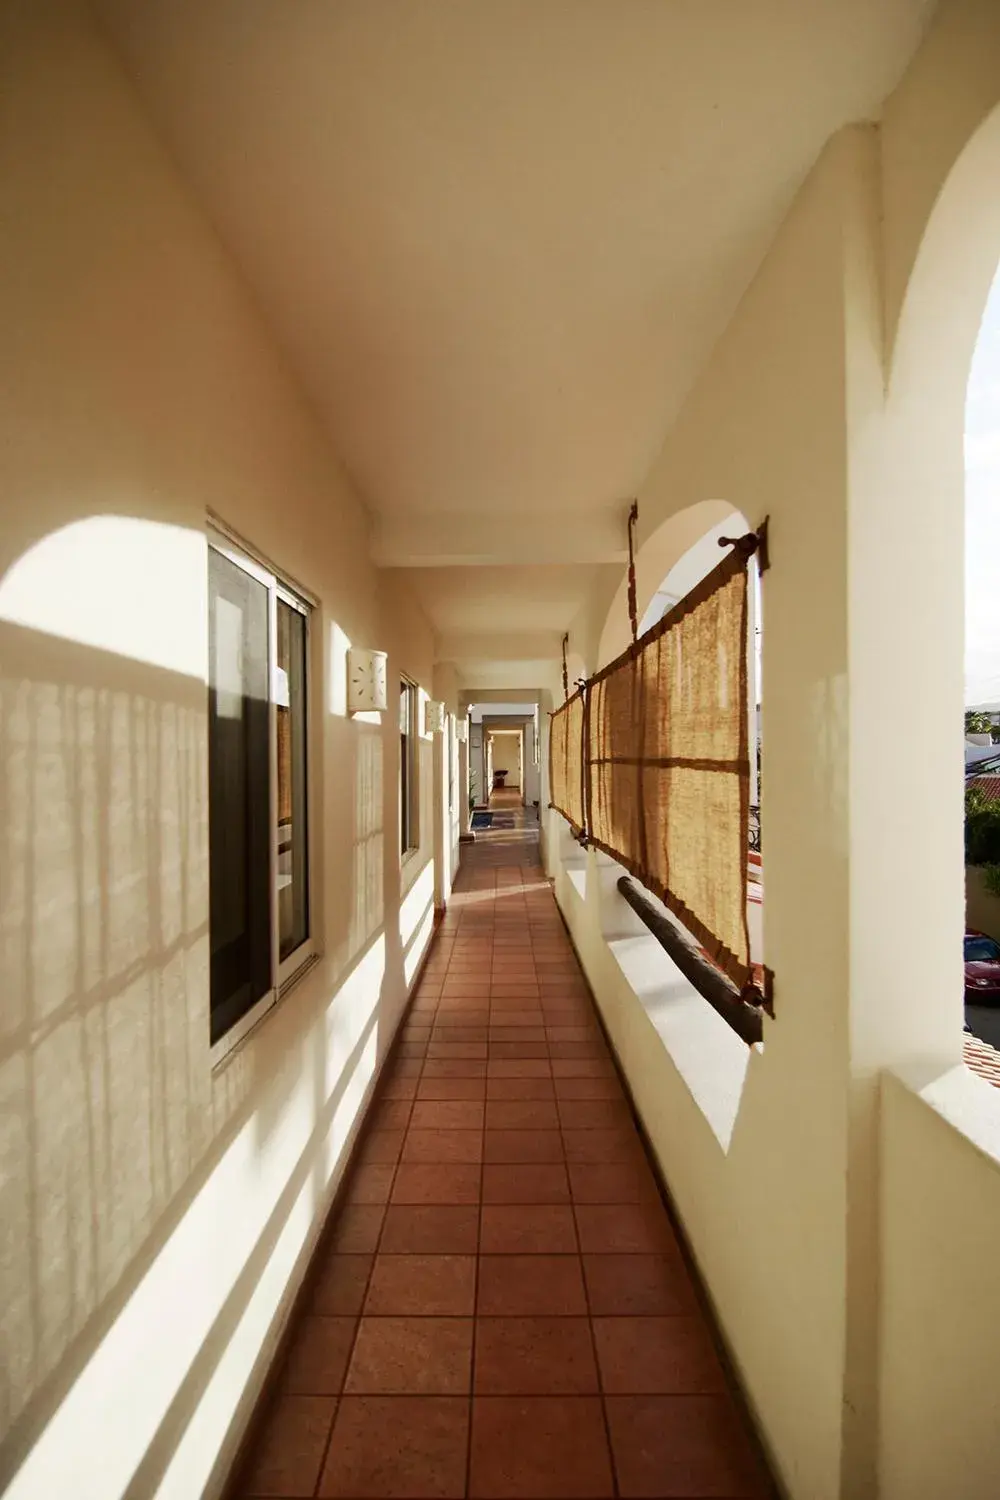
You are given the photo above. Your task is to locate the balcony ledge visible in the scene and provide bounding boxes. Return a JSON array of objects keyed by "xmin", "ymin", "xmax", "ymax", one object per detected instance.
[{"xmin": 606, "ymin": 931, "xmax": 757, "ymax": 1152}]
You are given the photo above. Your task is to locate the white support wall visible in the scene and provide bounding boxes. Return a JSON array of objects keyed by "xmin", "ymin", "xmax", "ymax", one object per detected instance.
[{"xmin": 548, "ymin": 12, "xmax": 1000, "ymax": 1497}]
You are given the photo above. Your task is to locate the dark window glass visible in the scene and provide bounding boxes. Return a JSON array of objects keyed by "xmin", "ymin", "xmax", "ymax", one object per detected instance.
[
  {"xmin": 400, "ymin": 680, "xmax": 420, "ymax": 854},
  {"xmin": 277, "ymin": 599, "xmax": 309, "ymax": 961},
  {"xmin": 208, "ymin": 548, "xmax": 271, "ymax": 1043},
  {"xmin": 400, "ymin": 679, "xmax": 410, "ymax": 854}
]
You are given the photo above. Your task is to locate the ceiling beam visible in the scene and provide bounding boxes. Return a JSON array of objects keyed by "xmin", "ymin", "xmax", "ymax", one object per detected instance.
[
  {"xmin": 435, "ymin": 629, "xmax": 564, "ymax": 663},
  {"xmin": 372, "ymin": 508, "xmax": 630, "ymax": 568}
]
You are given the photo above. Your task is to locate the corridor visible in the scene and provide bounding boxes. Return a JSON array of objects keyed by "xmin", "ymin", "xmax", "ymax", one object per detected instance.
[
  {"xmin": 233, "ymin": 827, "xmax": 769, "ymax": 1498},
  {"xmin": 7, "ymin": 6, "xmax": 1000, "ymax": 1496}
]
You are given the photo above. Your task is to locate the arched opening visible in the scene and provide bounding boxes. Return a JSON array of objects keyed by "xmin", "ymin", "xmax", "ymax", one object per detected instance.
[
  {"xmin": 962, "ymin": 259, "xmax": 1000, "ymax": 1064},
  {"xmin": 595, "ymin": 499, "xmax": 737, "ymax": 670},
  {"xmin": 867, "ymin": 99, "xmax": 1000, "ymax": 1074}
]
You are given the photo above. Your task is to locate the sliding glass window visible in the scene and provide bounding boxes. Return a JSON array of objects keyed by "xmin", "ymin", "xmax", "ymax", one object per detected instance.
[
  {"xmin": 208, "ymin": 530, "xmax": 313, "ymax": 1058},
  {"xmin": 277, "ymin": 596, "xmax": 309, "ymax": 961},
  {"xmin": 400, "ymin": 678, "xmax": 420, "ymax": 856}
]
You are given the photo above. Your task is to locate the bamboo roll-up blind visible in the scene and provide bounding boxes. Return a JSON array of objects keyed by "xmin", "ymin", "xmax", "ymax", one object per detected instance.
[
  {"xmin": 586, "ymin": 544, "xmax": 753, "ymax": 991},
  {"xmin": 548, "ymin": 688, "xmax": 587, "ymax": 836}
]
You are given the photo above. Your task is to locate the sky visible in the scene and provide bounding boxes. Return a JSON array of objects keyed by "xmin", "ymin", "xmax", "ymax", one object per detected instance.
[{"xmin": 966, "ymin": 261, "xmax": 1000, "ymax": 708}]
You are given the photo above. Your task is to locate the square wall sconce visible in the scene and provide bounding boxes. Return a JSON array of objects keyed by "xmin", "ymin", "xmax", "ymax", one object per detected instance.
[
  {"xmin": 347, "ymin": 648, "xmax": 388, "ymax": 714},
  {"xmin": 456, "ymin": 718, "xmax": 468, "ymax": 743},
  {"xmin": 425, "ymin": 699, "xmax": 445, "ymax": 735}
]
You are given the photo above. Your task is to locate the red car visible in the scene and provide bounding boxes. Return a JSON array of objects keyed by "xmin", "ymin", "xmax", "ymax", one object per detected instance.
[{"xmin": 965, "ymin": 931, "xmax": 1000, "ymax": 1002}]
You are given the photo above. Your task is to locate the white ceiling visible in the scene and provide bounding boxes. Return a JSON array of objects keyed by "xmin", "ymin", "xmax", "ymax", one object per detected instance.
[
  {"xmin": 101, "ymin": 0, "xmax": 933, "ymax": 686},
  {"xmin": 398, "ymin": 563, "xmax": 620, "ymax": 635}
]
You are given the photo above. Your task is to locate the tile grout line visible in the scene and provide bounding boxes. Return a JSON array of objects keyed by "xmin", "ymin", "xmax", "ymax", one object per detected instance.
[
  {"xmin": 465, "ymin": 868, "xmax": 494, "ymax": 1499},
  {"xmin": 257, "ymin": 837, "xmax": 770, "ymax": 1497},
  {"xmin": 310, "ymin": 1011, "xmax": 425, "ymax": 1497},
  {"xmin": 562, "ymin": 899, "xmax": 621, "ymax": 1500}
]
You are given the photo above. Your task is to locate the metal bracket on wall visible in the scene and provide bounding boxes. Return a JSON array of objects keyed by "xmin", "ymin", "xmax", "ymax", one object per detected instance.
[
  {"xmin": 719, "ymin": 514, "xmax": 770, "ymax": 574},
  {"xmin": 740, "ymin": 966, "xmax": 775, "ymax": 1019}
]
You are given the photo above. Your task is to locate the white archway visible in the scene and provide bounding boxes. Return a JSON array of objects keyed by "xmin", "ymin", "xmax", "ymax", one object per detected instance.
[
  {"xmin": 595, "ymin": 498, "xmax": 739, "ymax": 669},
  {"xmin": 858, "ymin": 101, "xmax": 1000, "ymax": 1073}
]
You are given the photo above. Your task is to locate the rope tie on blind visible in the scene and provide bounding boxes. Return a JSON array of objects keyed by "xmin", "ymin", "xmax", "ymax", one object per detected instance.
[
  {"xmin": 627, "ymin": 500, "xmax": 639, "ymax": 643},
  {"xmin": 561, "ymin": 632, "xmax": 569, "ymax": 702}
]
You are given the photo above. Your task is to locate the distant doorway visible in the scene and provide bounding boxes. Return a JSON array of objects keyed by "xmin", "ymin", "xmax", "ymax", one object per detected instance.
[
  {"xmin": 468, "ymin": 702, "xmax": 540, "ymax": 813},
  {"xmin": 487, "ymin": 728, "xmax": 524, "ymax": 801}
]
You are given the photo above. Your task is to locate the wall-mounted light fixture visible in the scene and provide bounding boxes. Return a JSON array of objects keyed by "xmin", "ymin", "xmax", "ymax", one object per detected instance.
[
  {"xmin": 425, "ymin": 698, "xmax": 445, "ymax": 735},
  {"xmin": 456, "ymin": 717, "xmax": 468, "ymax": 743},
  {"xmin": 346, "ymin": 648, "xmax": 388, "ymax": 714}
]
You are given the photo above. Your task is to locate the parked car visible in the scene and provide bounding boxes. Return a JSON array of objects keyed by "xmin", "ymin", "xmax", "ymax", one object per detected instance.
[{"xmin": 964, "ymin": 931, "xmax": 1000, "ymax": 1002}]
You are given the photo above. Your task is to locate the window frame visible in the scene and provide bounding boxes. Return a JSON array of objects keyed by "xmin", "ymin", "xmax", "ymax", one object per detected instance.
[
  {"xmin": 447, "ymin": 713, "xmax": 455, "ymax": 818},
  {"xmin": 400, "ymin": 675, "xmax": 421, "ymax": 859},
  {"xmin": 207, "ymin": 523, "xmax": 317, "ymax": 1067}
]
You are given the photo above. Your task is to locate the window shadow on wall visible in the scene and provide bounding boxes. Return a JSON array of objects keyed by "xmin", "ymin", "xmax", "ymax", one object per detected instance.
[
  {"xmin": 0, "ymin": 618, "xmax": 218, "ymax": 1462},
  {"xmin": 0, "ymin": 617, "xmax": 425, "ymax": 1494}
]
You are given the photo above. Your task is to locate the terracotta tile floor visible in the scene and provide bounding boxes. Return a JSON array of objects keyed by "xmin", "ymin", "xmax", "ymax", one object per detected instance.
[{"xmin": 233, "ymin": 827, "xmax": 771, "ymax": 1499}]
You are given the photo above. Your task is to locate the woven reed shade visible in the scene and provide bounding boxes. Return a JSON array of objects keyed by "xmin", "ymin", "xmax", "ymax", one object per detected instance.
[
  {"xmin": 587, "ymin": 545, "xmax": 753, "ymax": 990},
  {"xmin": 548, "ymin": 688, "xmax": 586, "ymax": 836}
]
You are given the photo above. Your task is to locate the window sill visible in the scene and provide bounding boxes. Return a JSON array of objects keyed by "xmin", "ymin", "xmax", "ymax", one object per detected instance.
[
  {"xmin": 279, "ymin": 949, "xmax": 320, "ymax": 1000},
  {"xmin": 606, "ymin": 929, "xmax": 756, "ymax": 1153},
  {"xmin": 211, "ymin": 951, "xmax": 321, "ymax": 1073},
  {"xmin": 211, "ymin": 989, "xmax": 277, "ymax": 1072}
]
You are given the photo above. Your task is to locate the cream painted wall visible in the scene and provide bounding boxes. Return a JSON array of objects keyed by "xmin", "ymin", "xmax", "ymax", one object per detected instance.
[{"xmin": 0, "ymin": 5, "xmax": 437, "ymax": 1496}]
